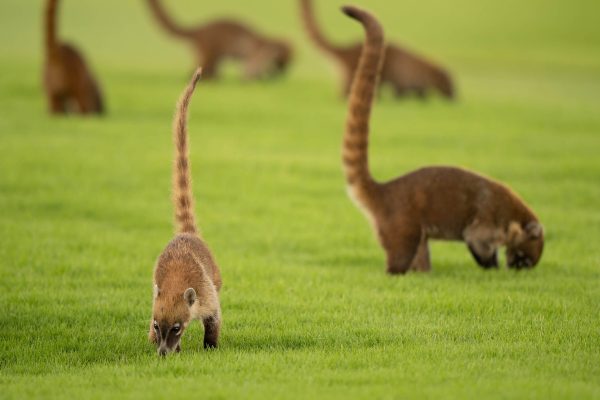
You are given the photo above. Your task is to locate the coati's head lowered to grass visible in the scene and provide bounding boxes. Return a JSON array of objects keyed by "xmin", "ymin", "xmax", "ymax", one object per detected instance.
[
  {"xmin": 148, "ymin": 69, "xmax": 222, "ymax": 356},
  {"xmin": 505, "ymin": 221, "xmax": 544, "ymax": 269},
  {"xmin": 151, "ymin": 282, "xmax": 196, "ymax": 355}
]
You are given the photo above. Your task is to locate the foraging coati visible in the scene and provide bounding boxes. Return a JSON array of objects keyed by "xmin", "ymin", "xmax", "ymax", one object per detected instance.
[
  {"xmin": 43, "ymin": 0, "xmax": 104, "ymax": 114},
  {"xmin": 147, "ymin": 0, "xmax": 293, "ymax": 80},
  {"xmin": 300, "ymin": 0, "xmax": 454, "ymax": 99},
  {"xmin": 149, "ymin": 69, "xmax": 222, "ymax": 356},
  {"xmin": 341, "ymin": 5, "xmax": 543, "ymax": 274}
]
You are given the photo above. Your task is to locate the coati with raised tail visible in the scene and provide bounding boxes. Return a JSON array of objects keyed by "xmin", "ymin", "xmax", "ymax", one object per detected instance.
[
  {"xmin": 147, "ymin": 0, "xmax": 293, "ymax": 80},
  {"xmin": 149, "ymin": 69, "xmax": 222, "ymax": 356},
  {"xmin": 43, "ymin": 0, "xmax": 104, "ymax": 114},
  {"xmin": 301, "ymin": 0, "xmax": 454, "ymax": 100},
  {"xmin": 341, "ymin": 5, "xmax": 543, "ymax": 274}
]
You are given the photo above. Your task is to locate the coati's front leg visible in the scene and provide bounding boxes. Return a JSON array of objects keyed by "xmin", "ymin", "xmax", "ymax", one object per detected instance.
[
  {"xmin": 467, "ymin": 241, "xmax": 498, "ymax": 269},
  {"xmin": 414, "ymin": 86, "xmax": 428, "ymax": 101},
  {"xmin": 202, "ymin": 312, "xmax": 221, "ymax": 349},
  {"xmin": 74, "ymin": 86, "xmax": 101, "ymax": 114}
]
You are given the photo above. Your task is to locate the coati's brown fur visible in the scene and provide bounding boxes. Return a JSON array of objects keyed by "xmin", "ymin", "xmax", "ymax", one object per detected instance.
[
  {"xmin": 43, "ymin": 0, "xmax": 104, "ymax": 114},
  {"xmin": 301, "ymin": 0, "xmax": 454, "ymax": 100},
  {"xmin": 147, "ymin": 0, "xmax": 293, "ymax": 80},
  {"xmin": 149, "ymin": 69, "xmax": 222, "ymax": 356},
  {"xmin": 341, "ymin": 5, "xmax": 544, "ymax": 274}
]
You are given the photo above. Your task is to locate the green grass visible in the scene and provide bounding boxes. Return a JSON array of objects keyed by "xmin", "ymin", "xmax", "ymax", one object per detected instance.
[{"xmin": 1, "ymin": 0, "xmax": 599, "ymax": 398}]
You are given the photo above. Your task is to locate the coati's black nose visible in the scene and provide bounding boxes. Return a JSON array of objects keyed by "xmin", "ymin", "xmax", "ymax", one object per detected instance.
[{"xmin": 158, "ymin": 349, "xmax": 167, "ymax": 357}]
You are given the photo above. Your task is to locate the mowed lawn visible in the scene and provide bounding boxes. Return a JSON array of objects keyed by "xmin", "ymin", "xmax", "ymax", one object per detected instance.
[{"xmin": 1, "ymin": 0, "xmax": 599, "ymax": 398}]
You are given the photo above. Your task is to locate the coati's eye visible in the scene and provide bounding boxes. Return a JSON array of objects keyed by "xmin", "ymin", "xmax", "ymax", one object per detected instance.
[
  {"xmin": 172, "ymin": 324, "xmax": 181, "ymax": 334},
  {"xmin": 153, "ymin": 321, "xmax": 159, "ymax": 331}
]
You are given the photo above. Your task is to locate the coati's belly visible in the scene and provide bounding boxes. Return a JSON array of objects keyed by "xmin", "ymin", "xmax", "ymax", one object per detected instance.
[{"xmin": 424, "ymin": 224, "xmax": 464, "ymax": 241}]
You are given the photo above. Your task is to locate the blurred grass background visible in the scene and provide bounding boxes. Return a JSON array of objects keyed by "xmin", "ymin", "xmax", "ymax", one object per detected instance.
[{"xmin": 0, "ymin": 0, "xmax": 599, "ymax": 399}]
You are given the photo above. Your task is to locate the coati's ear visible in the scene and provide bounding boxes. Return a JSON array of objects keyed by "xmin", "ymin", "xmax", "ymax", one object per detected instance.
[
  {"xmin": 525, "ymin": 221, "xmax": 543, "ymax": 239},
  {"xmin": 153, "ymin": 284, "xmax": 160, "ymax": 300},
  {"xmin": 507, "ymin": 222, "xmax": 526, "ymax": 244},
  {"xmin": 183, "ymin": 288, "xmax": 196, "ymax": 307}
]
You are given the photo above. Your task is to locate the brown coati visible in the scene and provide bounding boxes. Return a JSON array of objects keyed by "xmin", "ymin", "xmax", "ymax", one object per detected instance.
[
  {"xmin": 149, "ymin": 69, "xmax": 222, "ymax": 356},
  {"xmin": 341, "ymin": 5, "xmax": 543, "ymax": 274},
  {"xmin": 300, "ymin": 0, "xmax": 454, "ymax": 100},
  {"xmin": 43, "ymin": 0, "xmax": 104, "ymax": 114},
  {"xmin": 147, "ymin": 0, "xmax": 293, "ymax": 80}
]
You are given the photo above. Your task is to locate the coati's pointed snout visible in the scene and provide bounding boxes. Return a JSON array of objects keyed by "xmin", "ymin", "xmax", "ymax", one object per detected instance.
[{"xmin": 156, "ymin": 336, "xmax": 182, "ymax": 357}]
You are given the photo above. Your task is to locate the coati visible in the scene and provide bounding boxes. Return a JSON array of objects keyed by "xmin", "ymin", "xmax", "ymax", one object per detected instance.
[
  {"xmin": 149, "ymin": 69, "xmax": 222, "ymax": 356},
  {"xmin": 147, "ymin": 0, "xmax": 293, "ymax": 80},
  {"xmin": 300, "ymin": 0, "xmax": 454, "ymax": 100},
  {"xmin": 43, "ymin": 0, "xmax": 104, "ymax": 114},
  {"xmin": 341, "ymin": 5, "xmax": 544, "ymax": 274}
]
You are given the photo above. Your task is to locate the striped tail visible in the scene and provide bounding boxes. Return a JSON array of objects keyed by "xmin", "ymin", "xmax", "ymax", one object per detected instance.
[
  {"xmin": 172, "ymin": 68, "xmax": 202, "ymax": 235},
  {"xmin": 341, "ymin": 6, "xmax": 384, "ymax": 202},
  {"xmin": 300, "ymin": 0, "xmax": 343, "ymax": 58},
  {"xmin": 147, "ymin": 0, "xmax": 193, "ymax": 39},
  {"xmin": 45, "ymin": 0, "xmax": 59, "ymax": 56}
]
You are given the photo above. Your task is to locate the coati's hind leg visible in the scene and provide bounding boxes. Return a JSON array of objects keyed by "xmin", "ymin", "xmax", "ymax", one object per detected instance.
[
  {"xmin": 410, "ymin": 234, "xmax": 431, "ymax": 272},
  {"xmin": 382, "ymin": 224, "xmax": 422, "ymax": 275},
  {"xmin": 202, "ymin": 313, "xmax": 221, "ymax": 349}
]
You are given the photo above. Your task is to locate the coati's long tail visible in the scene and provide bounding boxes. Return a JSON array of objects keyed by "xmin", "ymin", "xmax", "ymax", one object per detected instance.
[
  {"xmin": 172, "ymin": 68, "xmax": 202, "ymax": 235},
  {"xmin": 147, "ymin": 0, "xmax": 193, "ymax": 38},
  {"xmin": 341, "ymin": 6, "xmax": 384, "ymax": 199},
  {"xmin": 45, "ymin": 0, "xmax": 59, "ymax": 55},
  {"xmin": 300, "ymin": 0, "xmax": 343, "ymax": 57}
]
